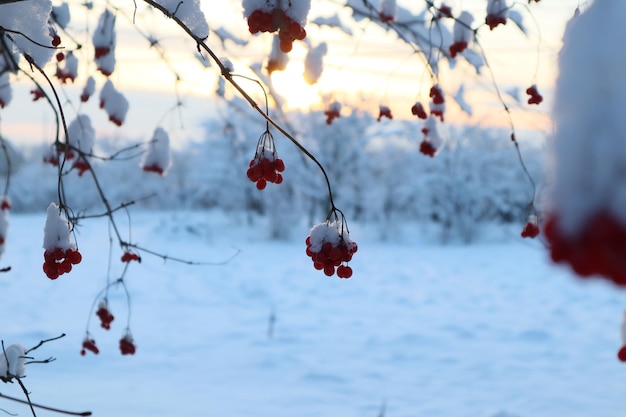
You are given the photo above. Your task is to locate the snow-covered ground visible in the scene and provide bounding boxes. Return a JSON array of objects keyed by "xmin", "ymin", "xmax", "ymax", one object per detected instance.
[{"xmin": 1, "ymin": 211, "xmax": 624, "ymax": 417}]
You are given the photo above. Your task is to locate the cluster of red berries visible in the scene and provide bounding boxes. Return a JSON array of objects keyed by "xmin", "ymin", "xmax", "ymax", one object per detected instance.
[
  {"xmin": 545, "ymin": 211, "xmax": 626, "ymax": 286},
  {"xmin": 96, "ymin": 300, "xmax": 115, "ymax": 330},
  {"xmin": 411, "ymin": 102, "xmax": 428, "ymax": 119},
  {"xmin": 119, "ymin": 332, "xmax": 136, "ymax": 355},
  {"xmin": 429, "ymin": 85, "xmax": 445, "ymax": 121},
  {"xmin": 247, "ymin": 157, "xmax": 285, "ymax": 190},
  {"xmin": 521, "ymin": 221, "xmax": 540, "ymax": 238},
  {"xmin": 449, "ymin": 41, "xmax": 468, "ymax": 58},
  {"xmin": 526, "ymin": 85, "xmax": 543, "ymax": 105},
  {"xmin": 142, "ymin": 164, "xmax": 165, "ymax": 175},
  {"xmin": 419, "ymin": 141, "xmax": 437, "ymax": 157},
  {"xmin": 324, "ymin": 104, "xmax": 341, "ymax": 125},
  {"xmin": 30, "ymin": 88, "xmax": 45, "ymax": 102},
  {"xmin": 43, "ymin": 247, "xmax": 82, "ymax": 280},
  {"xmin": 80, "ymin": 337, "xmax": 99, "ymax": 356},
  {"xmin": 73, "ymin": 159, "xmax": 89, "ymax": 176},
  {"xmin": 305, "ymin": 238, "xmax": 357, "ymax": 278},
  {"xmin": 521, "ymin": 215, "xmax": 540, "ymax": 238},
  {"xmin": 55, "ymin": 66, "xmax": 76, "ymax": 84},
  {"xmin": 436, "ymin": 4, "xmax": 453, "ymax": 19},
  {"xmin": 485, "ymin": 14, "xmax": 507, "ymax": 30},
  {"xmin": 377, "ymin": 106, "xmax": 393, "ymax": 122},
  {"xmin": 121, "ymin": 251, "xmax": 141, "ymax": 262},
  {"xmin": 379, "ymin": 11, "xmax": 395, "ymax": 23},
  {"xmin": 247, "ymin": 9, "xmax": 306, "ymax": 53}
]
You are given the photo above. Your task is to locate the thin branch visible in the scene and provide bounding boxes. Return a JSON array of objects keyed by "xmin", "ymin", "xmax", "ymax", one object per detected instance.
[{"xmin": 0, "ymin": 393, "xmax": 92, "ymax": 416}]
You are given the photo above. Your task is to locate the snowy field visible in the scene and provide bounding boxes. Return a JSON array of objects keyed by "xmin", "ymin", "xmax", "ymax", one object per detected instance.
[{"xmin": 1, "ymin": 211, "xmax": 624, "ymax": 417}]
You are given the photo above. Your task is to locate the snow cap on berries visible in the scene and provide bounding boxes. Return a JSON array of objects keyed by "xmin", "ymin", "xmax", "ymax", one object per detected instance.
[
  {"xmin": 141, "ymin": 127, "xmax": 171, "ymax": 175},
  {"xmin": 0, "ymin": 0, "xmax": 55, "ymax": 67},
  {"xmin": 80, "ymin": 76, "xmax": 96, "ymax": 102},
  {"xmin": 450, "ymin": 11, "xmax": 474, "ymax": 57},
  {"xmin": 93, "ymin": 9, "xmax": 117, "ymax": 76},
  {"xmin": 99, "ymin": 79, "xmax": 129, "ymax": 126},
  {"xmin": 0, "ymin": 344, "xmax": 26, "ymax": 380},
  {"xmin": 550, "ymin": 0, "xmax": 626, "ymax": 235},
  {"xmin": 67, "ymin": 115, "xmax": 95, "ymax": 155},
  {"xmin": 380, "ymin": 0, "xmax": 397, "ymax": 22},
  {"xmin": 308, "ymin": 220, "xmax": 354, "ymax": 253},
  {"xmin": 43, "ymin": 202, "xmax": 75, "ymax": 253}
]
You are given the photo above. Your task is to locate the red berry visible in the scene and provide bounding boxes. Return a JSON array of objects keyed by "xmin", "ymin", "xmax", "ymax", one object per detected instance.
[
  {"xmin": 618, "ymin": 346, "xmax": 626, "ymax": 362},
  {"xmin": 51, "ymin": 35, "xmax": 61, "ymax": 46},
  {"xmin": 323, "ymin": 264, "xmax": 335, "ymax": 276},
  {"xmin": 256, "ymin": 179, "xmax": 267, "ymax": 190},
  {"xmin": 279, "ymin": 38, "xmax": 293, "ymax": 53}
]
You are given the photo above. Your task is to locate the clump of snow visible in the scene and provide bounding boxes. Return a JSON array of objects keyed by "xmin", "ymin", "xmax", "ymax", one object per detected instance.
[
  {"xmin": 156, "ymin": 0, "xmax": 209, "ymax": 39},
  {"xmin": 43, "ymin": 202, "xmax": 75, "ymax": 252},
  {"xmin": 549, "ymin": 0, "xmax": 626, "ymax": 235},
  {"xmin": 56, "ymin": 51, "xmax": 78, "ymax": 83},
  {"xmin": 310, "ymin": 14, "xmax": 353, "ymax": 36},
  {"xmin": 453, "ymin": 11, "xmax": 474, "ymax": 45},
  {"xmin": 93, "ymin": 9, "xmax": 117, "ymax": 76},
  {"xmin": 0, "ymin": 0, "xmax": 54, "ymax": 67},
  {"xmin": 0, "ymin": 344, "xmax": 26, "ymax": 381},
  {"xmin": 283, "ymin": 0, "xmax": 311, "ymax": 24},
  {"xmin": 99, "ymin": 80, "xmax": 129, "ymax": 126},
  {"xmin": 80, "ymin": 76, "xmax": 96, "ymax": 102},
  {"xmin": 67, "ymin": 115, "xmax": 95, "ymax": 154},
  {"xmin": 141, "ymin": 127, "xmax": 171, "ymax": 175},
  {"xmin": 52, "ymin": 2, "xmax": 71, "ymax": 29},
  {"xmin": 0, "ymin": 74, "xmax": 12, "ymax": 108},
  {"xmin": 303, "ymin": 42, "xmax": 327, "ymax": 85}
]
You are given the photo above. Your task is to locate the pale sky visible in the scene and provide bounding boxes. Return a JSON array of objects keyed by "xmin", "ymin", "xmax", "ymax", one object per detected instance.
[{"xmin": 0, "ymin": 0, "xmax": 586, "ymax": 147}]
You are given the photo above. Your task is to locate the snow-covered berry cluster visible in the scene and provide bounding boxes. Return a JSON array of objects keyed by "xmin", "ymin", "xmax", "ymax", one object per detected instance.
[
  {"xmin": 305, "ymin": 220, "xmax": 357, "ymax": 278},
  {"xmin": 80, "ymin": 336, "xmax": 99, "ymax": 356},
  {"xmin": 420, "ymin": 116, "xmax": 443, "ymax": 157},
  {"xmin": 55, "ymin": 51, "xmax": 78, "ymax": 84},
  {"xmin": 119, "ymin": 331, "xmax": 136, "ymax": 355},
  {"xmin": 545, "ymin": 212, "xmax": 626, "ymax": 287},
  {"xmin": 42, "ymin": 202, "xmax": 82, "ymax": 280},
  {"xmin": 247, "ymin": 129, "xmax": 285, "ymax": 190},
  {"xmin": 379, "ymin": 0, "xmax": 397, "ymax": 23},
  {"xmin": 526, "ymin": 85, "xmax": 543, "ymax": 105},
  {"xmin": 99, "ymin": 79, "xmax": 128, "ymax": 126},
  {"xmin": 411, "ymin": 102, "xmax": 428, "ymax": 119},
  {"xmin": 0, "ymin": 344, "xmax": 26, "ymax": 382},
  {"xmin": 324, "ymin": 101, "xmax": 341, "ymax": 125},
  {"xmin": 485, "ymin": 0, "xmax": 509, "ymax": 30},
  {"xmin": 429, "ymin": 85, "xmax": 445, "ymax": 121},
  {"xmin": 450, "ymin": 11, "xmax": 474, "ymax": 58},
  {"xmin": 521, "ymin": 215, "xmax": 540, "ymax": 238},
  {"xmin": 96, "ymin": 299, "xmax": 115, "ymax": 330},
  {"xmin": 141, "ymin": 127, "xmax": 171, "ymax": 175},
  {"xmin": 93, "ymin": 10, "xmax": 117, "ymax": 76},
  {"xmin": 377, "ymin": 105, "xmax": 393, "ymax": 122},
  {"xmin": 246, "ymin": 7, "xmax": 307, "ymax": 53}
]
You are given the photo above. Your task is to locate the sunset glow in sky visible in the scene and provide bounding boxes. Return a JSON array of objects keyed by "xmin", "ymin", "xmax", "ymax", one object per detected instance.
[{"xmin": 0, "ymin": 0, "xmax": 586, "ymax": 145}]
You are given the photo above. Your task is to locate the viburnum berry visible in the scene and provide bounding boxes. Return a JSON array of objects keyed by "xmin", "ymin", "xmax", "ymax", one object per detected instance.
[
  {"xmin": 247, "ymin": 129, "xmax": 285, "ymax": 190},
  {"xmin": 449, "ymin": 41, "xmax": 468, "ymax": 58},
  {"xmin": 305, "ymin": 218, "xmax": 357, "ymax": 278},
  {"xmin": 377, "ymin": 105, "xmax": 393, "ymax": 122},
  {"xmin": 411, "ymin": 102, "xmax": 428, "ymax": 119},
  {"xmin": 96, "ymin": 299, "xmax": 115, "ymax": 330},
  {"xmin": 121, "ymin": 251, "xmax": 141, "ymax": 263},
  {"xmin": 324, "ymin": 102, "xmax": 341, "ymax": 125},
  {"xmin": 419, "ymin": 140, "xmax": 437, "ymax": 157},
  {"xmin": 51, "ymin": 34, "xmax": 61, "ymax": 47},
  {"xmin": 119, "ymin": 331, "xmax": 136, "ymax": 355},
  {"xmin": 526, "ymin": 85, "xmax": 543, "ymax": 105},
  {"xmin": 80, "ymin": 336, "xmax": 99, "ymax": 356},
  {"xmin": 618, "ymin": 346, "xmax": 626, "ymax": 362},
  {"xmin": 30, "ymin": 88, "xmax": 45, "ymax": 102},
  {"xmin": 545, "ymin": 211, "xmax": 626, "ymax": 286},
  {"xmin": 1, "ymin": 197, "xmax": 11, "ymax": 211},
  {"xmin": 437, "ymin": 4, "xmax": 453, "ymax": 19},
  {"xmin": 521, "ymin": 215, "xmax": 540, "ymax": 238}
]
